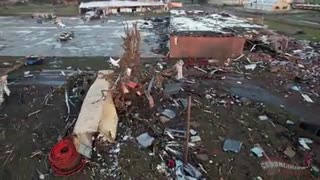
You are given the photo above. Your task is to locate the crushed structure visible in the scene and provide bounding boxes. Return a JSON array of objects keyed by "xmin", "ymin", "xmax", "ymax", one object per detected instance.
[
  {"xmin": 169, "ymin": 10, "xmax": 262, "ymax": 63},
  {"xmin": 2, "ymin": 4, "xmax": 320, "ymax": 180},
  {"xmin": 208, "ymin": 0, "xmax": 244, "ymax": 5},
  {"xmin": 243, "ymin": 0, "xmax": 292, "ymax": 11},
  {"xmin": 79, "ymin": 0, "xmax": 168, "ymax": 15}
]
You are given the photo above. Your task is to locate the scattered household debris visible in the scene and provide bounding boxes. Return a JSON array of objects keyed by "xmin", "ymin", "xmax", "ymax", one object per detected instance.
[
  {"xmin": 174, "ymin": 159, "xmax": 203, "ymax": 179},
  {"xmin": 109, "ymin": 57, "xmax": 120, "ymax": 68},
  {"xmin": 298, "ymin": 137, "xmax": 313, "ymax": 150},
  {"xmin": 25, "ymin": 55, "xmax": 44, "ymax": 65},
  {"xmin": 258, "ymin": 115, "xmax": 275, "ymax": 127},
  {"xmin": 83, "ymin": 11, "xmax": 100, "ymax": 21},
  {"xmin": 196, "ymin": 153, "xmax": 209, "ymax": 162},
  {"xmin": 136, "ymin": 132, "xmax": 155, "ymax": 148},
  {"xmin": 190, "ymin": 135, "xmax": 201, "ymax": 143},
  {"xmin": 258, "ymin": 115, "xmax": 268, "ymax": 121},
  {"xmin": 160, "ymin": 115, "xmax": 170, "ymax": 123},
  {"xmin": 55, "ymin": 17, "xmax": 66, "ymax": 28},
  {"xmin": 31, "ymin": 13, "xmax": 56, "ymax": 20},
  {"xmin": 286, "ymin": 120, "xmax": 295, "ymax": 125},
  {"xmin": 160, "ymin": 109, "xmax": 176, "ymax": 119},
  {"xmin": 291, "ymin": 85, "xmax": 301, "ymax": 92},
  {"xmin": 311, "ymin": 165, "xmax": 319, "ymax": 177},
  {"xmin": 36, "ymin": 169, "xmax": 46, "ymax": 180},
  {"xmin": 189, "ymin": 129, "xmax": 197, "ymax": 136},
  {"xmin": 3, "ymin": 8, "xmax": 320, "ymax": 179},
  {"xmin": 164, "ymin": 83, "xmax": 182, "ymax": 96},
  {"xmin": 223, "ymin": 139, "xmax": 242, "ymax": 153},
  {"xmin": 301, "ymin": 93, "xmax": 314, "ymax": 103},
  {"xmin": 283, "ymin": 146, "xmax": 296, "ymax": 158},
  {"xmin": 244, "ymin": 64, "xmax": 257, "ymax": 70},
  {"xmin": 251, "ymin": 146, "xmax": 264, "ymax": 157},
  {"xmin": 164, "ymin": 128, "xmax": 186, "ymax": 139},
  {"xmin": 24, "ymin": 71, "xmax": 34, "ymax": 78}
]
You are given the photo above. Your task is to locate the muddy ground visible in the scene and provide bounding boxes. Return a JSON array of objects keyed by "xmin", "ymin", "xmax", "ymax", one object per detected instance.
[{"xmin": 0, "ymin": 57, "xmax": 319, "ymax": 179}]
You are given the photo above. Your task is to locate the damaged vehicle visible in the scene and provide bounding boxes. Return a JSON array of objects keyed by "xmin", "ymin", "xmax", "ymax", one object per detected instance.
[
  {"xmin": 59, "ymin": 31, "xmax": 75, "ymax": 42},
  {"xmin": 83, "ymin": 10, "xmax": 101, "ymax": 21},
  {"xmin": 25, "ymin": 55, "xmax": 45, "ymax": 65}
]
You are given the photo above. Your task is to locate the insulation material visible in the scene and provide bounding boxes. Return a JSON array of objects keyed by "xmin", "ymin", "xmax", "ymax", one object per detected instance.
[
  {"xmin": 98, "ymin": 91, "xmax": 118, "ymax": 143},
  {"xmin": 73, "ymin": 70, "xmax": 118, "ymax": 157},
  {"xmin": 0, "ymin": 75, "xmax": 10, "ymax": 106}
]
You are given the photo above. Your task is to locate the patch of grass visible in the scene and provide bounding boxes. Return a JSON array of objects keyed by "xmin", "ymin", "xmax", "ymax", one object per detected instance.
[
  {"xmin": 264, "ymin": 19, "xmax": 320, "ymax": 42},
  {"xmin": 0, "ymin": 3, "xmax": 78, "ymax": 16},
  {"xmin": 309, "ymin": 0, "xmax": 320, "ymax": 4},
  {"xmin": 53, "ymin": 5, "xmax": 79, "ymax": 16}
]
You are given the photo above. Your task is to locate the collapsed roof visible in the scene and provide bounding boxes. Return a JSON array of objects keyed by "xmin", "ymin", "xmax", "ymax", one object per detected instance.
[
  {"xmin": 79, "ymin": 0, "xmax": 166, "ymax": 9},
  {"xmin": 170, "ymin": 10, "xmax": 263, "ymax": 36}
]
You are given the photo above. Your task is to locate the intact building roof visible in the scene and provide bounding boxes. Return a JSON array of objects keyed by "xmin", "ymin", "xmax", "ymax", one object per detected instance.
[
  {"xmin": 79, "ymin": 0, "xmax": 166, "ymax": 8},
  {"xmin": 170, "ymin": 10, "xmax": 262, "ymax": 36}
]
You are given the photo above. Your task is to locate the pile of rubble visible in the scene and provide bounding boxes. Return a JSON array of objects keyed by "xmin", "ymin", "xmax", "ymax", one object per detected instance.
[
  {"xmin": 1, "ymin": 8, "xmax": 320, "ymax": 179},
  {"xmin": 31, "ymin": 13, "xmax": 56, "ymax": 24},
  {"xmin": 29, "ymin": 10, "xmax": 319, "ymax": 179},
  {"xmin": 44, "ymin": 20, "xmax": 320, "ymax": 179},
  {"xmin": 246, "ymin": 33, "xmax": 320, "ymax": 102},
  {"xmin": 83, "ymin": 11, "xmax": 101, "ymax": 22}
]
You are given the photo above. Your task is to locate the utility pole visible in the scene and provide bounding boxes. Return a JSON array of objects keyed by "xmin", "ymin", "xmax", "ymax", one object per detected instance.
[{"xmin": 183, "ymin": 95, "xmax": 192, "ymax": 164}]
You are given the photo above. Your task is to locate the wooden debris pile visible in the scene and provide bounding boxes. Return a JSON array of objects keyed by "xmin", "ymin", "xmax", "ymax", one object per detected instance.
[{"xmin": 111, "ymin": 23, "xmax": 145, "ymax": 110}]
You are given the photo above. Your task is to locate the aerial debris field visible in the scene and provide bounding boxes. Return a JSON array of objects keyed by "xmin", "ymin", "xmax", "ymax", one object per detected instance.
[{"xmin": 0, "ymin": 3, "xmax": 319, "ymax": 180}]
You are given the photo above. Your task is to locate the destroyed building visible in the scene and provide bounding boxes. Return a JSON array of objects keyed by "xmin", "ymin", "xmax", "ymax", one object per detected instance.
[
  {"xmin": 243, "ymin": 0, "xmax": 292, "ymax": 11},
  {"xmin": 1, "ymin": 2, "xmax": 320, "ymax": 179},
  {"xmin": 208, "ymin": 0, "xmax": 244, "ymax": 5},
  {"xmin": 79, "ymin": 0, "xmax": 168, "ymax": 15},
  {"xmin": 169, "ymin": 10, "xmax": 262, "ymax": 64}
]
